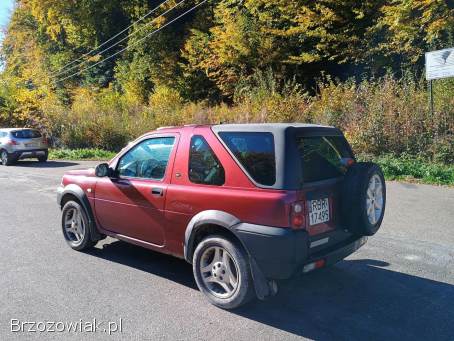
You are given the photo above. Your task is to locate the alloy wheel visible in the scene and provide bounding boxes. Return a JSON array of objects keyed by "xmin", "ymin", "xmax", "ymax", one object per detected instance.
[
  {"xmin": 63, "ymin": 207, "xmax": 86, "ymax": 246},
  {"xmin": 1, "ymin": 151, "xmax": 7, "ymax": 165},
  {"xmin": 199, "ymin": 246, "xmax": 240, "ymax": 299}
]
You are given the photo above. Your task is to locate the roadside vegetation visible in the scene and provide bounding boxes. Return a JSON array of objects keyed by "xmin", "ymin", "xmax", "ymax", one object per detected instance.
[
  {"xmin": 359, "ymin": 154, "xmax": 454, "ymax": 186},
  {"xmin": 49, "ymin": 149, "xmax": 116, "ymax": 161},
  {"xmin": 0, "ymin": 1, "xmax": 453, "ymax": 185}
]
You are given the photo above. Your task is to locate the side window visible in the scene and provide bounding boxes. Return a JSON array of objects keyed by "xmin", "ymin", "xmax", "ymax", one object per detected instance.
[
  {"xmin": 189, "ymin": 136, "xmax": 225, "ymax": 186},
  {"xmin": 296, "ymin": 136, "xmax": 351, "ymax": 183},
  {"xmin": 117, "ymin": 137, "xmax": 175, "ymax": 180},
  {"xmin": 218, "ymin": 132, "xmax": 276, "ymax": 186}
]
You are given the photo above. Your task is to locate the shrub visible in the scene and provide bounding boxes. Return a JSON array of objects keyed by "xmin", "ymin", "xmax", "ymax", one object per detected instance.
[
  {"xmin": 49, "ymin": 148, "xmax": 116, "ymax": 160},
  {"xmin": 359, "ymin": 154, "xmax": 454, "ymax": 185},
  {"xmin": 17, "ymin": 72, "xmax": 453, "ymax": 166}
]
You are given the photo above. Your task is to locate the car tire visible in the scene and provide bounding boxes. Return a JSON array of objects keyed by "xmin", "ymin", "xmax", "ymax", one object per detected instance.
[
  {"xmin": 1, "ymin": 150, "xmax": 15, "ymax": 166},
  {"xmin": 341, "ymin": 162, "xmax": 386, "ymax": 236},
  {"xmin": 61, "ymin": 200, "xmax": 97, "ymax": 251},
  {"xmin": 193, "ymin": 235, "xmax": 255, "ymax": 310},
  {"xmin": 38, "ymin": 151, "xmax": 48, "ymax": 163}
]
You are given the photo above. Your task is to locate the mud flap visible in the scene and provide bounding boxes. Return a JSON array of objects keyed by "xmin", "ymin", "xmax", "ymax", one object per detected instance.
[{"xmin": 249, "ymin": 257, "xmax": 270, "ymax": 300}]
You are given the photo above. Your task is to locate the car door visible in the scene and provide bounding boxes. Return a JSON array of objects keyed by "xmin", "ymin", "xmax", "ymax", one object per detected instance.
[{"xmin": 94, "ymin": 134, "xmax": 179, "ymax": 246}]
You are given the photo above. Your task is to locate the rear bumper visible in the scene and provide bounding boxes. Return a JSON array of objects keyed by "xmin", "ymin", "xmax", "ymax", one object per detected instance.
[
  {"xmin": 234, "ymin": 223, "xmax": 367, "ymax": 280},
  {"xmin": 12, "ymin": 149, "xmax": 48, "ymax": 159}
]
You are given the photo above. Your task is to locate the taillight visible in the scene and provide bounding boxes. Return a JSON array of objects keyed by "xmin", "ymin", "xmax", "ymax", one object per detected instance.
[
  {"xmin": 303, "ymin": 259, "xmax": 326, "ymax": 273},
  {"xmin": 6, "ymin": 139, "xmax": 18, "ymax": 146},
  {"xmin": 290, "ymin": 201, "xmax": 306, "ymax": 230},
  {"xmin": 341, "ymin": 157, "xmax": 355, "ymax": 167},
  {"xmin": 42, "ymin": 136, "xmax": 48, "ymax": 145}
]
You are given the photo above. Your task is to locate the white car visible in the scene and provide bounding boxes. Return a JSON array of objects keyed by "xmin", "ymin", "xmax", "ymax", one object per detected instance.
[{"xmin": 0, "ymin": 128, "xmax": 48, "ymax": 166}]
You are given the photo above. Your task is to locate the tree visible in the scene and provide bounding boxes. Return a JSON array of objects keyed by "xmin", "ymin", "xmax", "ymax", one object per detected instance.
[
  {"xmin": 370, "ymin": 0, "xmax": 454, "ymax": 68},
  {"xmin": 182, "ymin": 0, "xmax": 382, "ymax": 98}
]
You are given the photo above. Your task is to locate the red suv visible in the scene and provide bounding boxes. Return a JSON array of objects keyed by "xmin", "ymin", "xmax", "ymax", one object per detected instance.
[{"xmin": 57, "ymin": 124, "xmax": 386, "ymax": 309}]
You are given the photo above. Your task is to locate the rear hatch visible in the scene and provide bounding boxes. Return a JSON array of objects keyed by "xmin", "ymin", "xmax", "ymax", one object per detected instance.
[
  {"xmin": 289, "ymin": 132, "xmax": 356, "ymax": 254},
  {"xmin": 11, "ymin": 129, "xmax": 45, "ymax": 150},
  {"xmin": 213, "ymin": 124, "xmax": 357, "ymax": 253}
]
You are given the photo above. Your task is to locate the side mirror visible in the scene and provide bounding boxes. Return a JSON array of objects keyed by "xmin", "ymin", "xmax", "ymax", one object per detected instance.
[{"xmin": 95, "ymin": 163, "xmax": 111, "ymax": 178}]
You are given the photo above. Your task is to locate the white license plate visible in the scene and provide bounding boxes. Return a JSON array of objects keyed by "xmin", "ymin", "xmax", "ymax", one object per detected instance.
[
  {"xmin": 308, "ymin": 198, "xmax": 330, "ymax": 226},
  {"xmin": 25, "ymin": 143, "xmax": 37, "ymax": 148}
]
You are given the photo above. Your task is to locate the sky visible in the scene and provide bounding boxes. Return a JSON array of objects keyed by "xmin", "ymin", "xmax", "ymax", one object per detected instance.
[{"xmin": 0, "ymin": 0, "xmax": 15, "ymax": 42}]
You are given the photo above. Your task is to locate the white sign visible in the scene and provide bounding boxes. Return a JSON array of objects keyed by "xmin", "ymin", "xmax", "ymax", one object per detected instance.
[{"xmin": 425, "ymin": 47, "xmax": 454, "ymax": 80}]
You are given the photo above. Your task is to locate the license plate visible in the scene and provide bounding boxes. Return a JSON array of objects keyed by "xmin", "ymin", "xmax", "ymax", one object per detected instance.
[
  {"xmin": 308, "ymin": 198, "xmax": 330, "ymax": 226},
  {"xmin": 25, "ymin": 143, "xmax": 37, "ymax": 148}
]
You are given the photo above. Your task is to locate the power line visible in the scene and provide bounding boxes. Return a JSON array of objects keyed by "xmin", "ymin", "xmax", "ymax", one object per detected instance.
[
  {"xmin": 56, "ymin": 0, "xmax": 208, "ymax": 84},
  {"xmin": 52, "ymin": 0, "xmax": 174, "ymax": 78}
]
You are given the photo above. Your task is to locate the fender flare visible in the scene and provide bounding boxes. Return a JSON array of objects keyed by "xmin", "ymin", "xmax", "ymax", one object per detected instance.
[
  {"xmin": 57, "ymin": 184, "xmax": 102, "ymax": 241},
  {"xmin": 184, "ymin": 210, "xmax": 241, "ymax": 262},
  {"xmin": 183, "ymin": 210, "xmax": 271, "ymax": 299}
]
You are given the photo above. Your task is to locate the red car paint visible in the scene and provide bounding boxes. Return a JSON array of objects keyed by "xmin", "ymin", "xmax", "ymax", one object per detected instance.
[{"xmin": 60, "ymin": 125, "xmax": 339, "ymax": 258}]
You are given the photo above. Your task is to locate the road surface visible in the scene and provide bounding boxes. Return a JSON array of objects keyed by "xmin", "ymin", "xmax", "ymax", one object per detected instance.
[{"xmin": 0, "ymin": 160, "xmax": 453, "ymax": 340}]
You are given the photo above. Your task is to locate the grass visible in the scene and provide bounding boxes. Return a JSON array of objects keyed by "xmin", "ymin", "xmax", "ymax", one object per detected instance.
[
  {"xmin": 49, "ymin": 149, "xmax": 116, "ymax": 161},
  {"xmin": 49, "ymin": 148, "xmax": 454, "ymax": 186},
  {"xmin": 358, "ymin": 154, "xmax": 454, "ymax": 186}
]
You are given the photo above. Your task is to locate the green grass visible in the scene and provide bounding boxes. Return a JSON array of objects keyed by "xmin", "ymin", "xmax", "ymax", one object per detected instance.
[
  {"xmin": 358, "ymin": 154, "xmax": 454, "ymax": 186},
  {"xmin": 49, "ymin": 149, "xmax": 116, "ymax": 161}
]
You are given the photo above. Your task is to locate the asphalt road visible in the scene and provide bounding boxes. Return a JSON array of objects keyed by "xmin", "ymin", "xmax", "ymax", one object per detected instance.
[{"xmin": 0, "ymin": 160, "xmax": 453, "ymax": 341}]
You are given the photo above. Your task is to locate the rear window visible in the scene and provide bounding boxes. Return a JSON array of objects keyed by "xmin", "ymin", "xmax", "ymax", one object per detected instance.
[
  {"xmin": 218, "ymin": 132, "xmax": 276, "ymax": 186},
  {"xmin": 12, "ymin": 129, "xmax": 41, "ymax": 138},
  {"xmin": 297, "ymin": 136, "xmax": 353, "ymax": 183}
]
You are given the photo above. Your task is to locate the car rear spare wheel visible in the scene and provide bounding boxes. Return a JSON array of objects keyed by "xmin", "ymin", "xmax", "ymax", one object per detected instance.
[
  {"xmin": 193, "ymin": 235, "xmax": 255, "ymax": 309},
  {"xmin": 341, "ymin": 162, "xmax": 386, "ymax": 236}
]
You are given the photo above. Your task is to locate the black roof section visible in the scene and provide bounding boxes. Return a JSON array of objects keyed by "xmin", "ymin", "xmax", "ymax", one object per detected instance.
[
  {"xmin": 212, "ymin": 123, "xmax": 342, "ymax": 135},
  {"xmin": 212, "ymin": 123, "xmax": 346, "ymax": 190}
]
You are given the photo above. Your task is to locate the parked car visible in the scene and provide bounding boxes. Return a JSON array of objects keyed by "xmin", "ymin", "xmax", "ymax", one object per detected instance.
[
  {"xmin": 57, "ymin": 124, "xmax": 386, "ymax": 309},
  {"xmin": 0, "ymin": 128, "xmax": 48, "ymax": 166}
]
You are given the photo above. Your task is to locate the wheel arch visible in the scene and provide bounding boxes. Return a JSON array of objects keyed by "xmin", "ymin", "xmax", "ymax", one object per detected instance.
[
  {"xmin": 184, "ymin": 210, "xmax": 244, "ymax": 263},
  {"xmin": 58, "ymin": 184, "xmax": 102, "ymax": 241},
  {"xmin": 184, "ymin": 210, "xmax": 272, "ymax": 300}
]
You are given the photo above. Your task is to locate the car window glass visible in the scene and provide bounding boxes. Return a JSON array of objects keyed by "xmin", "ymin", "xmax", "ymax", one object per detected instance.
[
  {"xmin": 118, "ymin": 137, "xmax": 175, "ymax": 180},
  {"xmin": 12, "ymin": 130, "xmax": 41, "ymax": 138},
  {"xmin": 297, "ymin": 136, "xmax": 352, "ymax": 183},
  {"xmin": 189, "ymin": 136, "xmax": 225, "ymax": 186},
  {"xmin": 218, "ymin": 132, "xmax": 276, "ymax": 186}
]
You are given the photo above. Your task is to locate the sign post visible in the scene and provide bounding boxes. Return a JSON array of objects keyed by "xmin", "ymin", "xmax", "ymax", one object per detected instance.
[{"xmin": 425, "ymin": 47, "xmax": 454, "ymax": 115}]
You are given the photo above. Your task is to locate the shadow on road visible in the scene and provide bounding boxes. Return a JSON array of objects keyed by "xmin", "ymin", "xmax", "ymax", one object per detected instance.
[
  {"xmin": 87, "ymin": 241, "xmax": 453, "ymax": 340},
  {"xmin": 12, "ymin": 160, "xmax": 80, "ymax": 168},
  {"xmin": 87, "ymin": 240, "xmax": 197, "ymax": 289}
]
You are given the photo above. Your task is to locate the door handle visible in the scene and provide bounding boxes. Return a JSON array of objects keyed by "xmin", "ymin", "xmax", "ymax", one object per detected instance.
[{"xmin": 151, "ymin": 188, "xmax": 164, "ymax": 197}]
